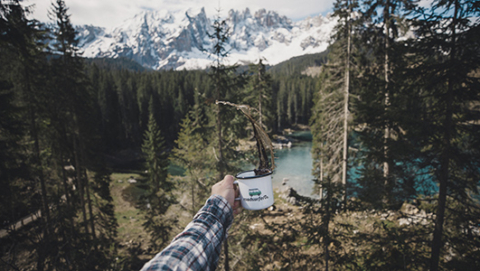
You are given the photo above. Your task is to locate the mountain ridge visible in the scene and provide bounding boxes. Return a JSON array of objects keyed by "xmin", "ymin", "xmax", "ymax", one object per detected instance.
[{"xmin": 76, "ymin": 8, "xmax": 338, "ymax": 71}]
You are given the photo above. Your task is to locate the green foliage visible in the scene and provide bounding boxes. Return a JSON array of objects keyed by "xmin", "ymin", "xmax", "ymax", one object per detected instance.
[
  {"xmin": 405, "ymin": 1, "xmax": 480, "ymax": 269},
  {"xmin": 79, "ymin": 62, "xmax": 318, "ymax": 156},
  {"xmin": 92, "ymin": 170, "xmax": 119, "ymax": 243},
  {"xmin": 0, "ymin": 1, "xmax": 123, "ymax": 270},
  {"xmin": 310, "ymin": 0, "xmax": 480, "ymax": 270},
  {"xmin": 140, "ymin": 111, "xmax": 176, "ymax": 250},
  {"xmin": 142, "ymin": 109, "xmax": 170, "ymax": 194},
  {"xmin": 172, "ymin": 99, "xmax": 216, "ymax": 215},
  {"xmin": 310, "ymin": 45, "xmax": 352, "ymax": 190},
  {"xmin": 310, "ymin": 11, "xmax": 362, "ymax": 265},
  {"xmin": 84, "ymin": 57, "xmax": 149, "ymax": 72},
  {"xmin": 268, "ymin": 51, "xmax": 329, "ymax": 76},
  {"xmin": 243, "ymin": 59, "xmax": 274, "ymax": 133},
  {"xmin": 207, "ymin": 14, "xmax": 244, "ymax": 180},
  {"xmin": 351, "ymin": 0, "xmax": 419, "ymax": 209},
  {"xmin": 272, "ymin": 74, "xmax": 318, "ymax": 131},
  {"xmin": 85, "ymin": 68, "xmax": 211, "ymax": 155},
  {"xmin": 222, "ymin": 210, "xmax": 308, "ymax": 270}
]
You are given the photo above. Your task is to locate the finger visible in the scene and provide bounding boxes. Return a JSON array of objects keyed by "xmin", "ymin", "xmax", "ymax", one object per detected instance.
[
  {"xmin": 233, "ymin": 199, "xmax": 241, "ymax": 209},
  {"xmin": 223, "ymin": 175, "xmax": 234, "ymax": 187},
  {"xmin": 234, "ymin": 183, "xmax": 240, "ymax": 198}
]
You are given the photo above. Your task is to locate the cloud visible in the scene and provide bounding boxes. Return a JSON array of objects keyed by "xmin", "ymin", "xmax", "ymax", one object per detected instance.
[{"xmin": 28, "ymin": 0, "xmax": 335, "ymax": 28}]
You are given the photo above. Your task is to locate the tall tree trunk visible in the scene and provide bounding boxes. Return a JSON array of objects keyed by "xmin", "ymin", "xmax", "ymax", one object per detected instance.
[
  {"xmin": 215, "ymin": 65, "xmax": 225, "ymax": 180},
  {"xmin": 192, "ymin": 177, "xmax": 196, "ymax": 217},
  {"xmin": 214, "ymin": 64, "xmax": 228, "ymax": 271},
  {"xmin": 60, "ymin": 153, "xmax": 76, "ymax": 238},
  {"xmin": 224, "ymin": 241, "xmax": 230, "ymax": 271},
  {"xmin": 29, "ymin": 108, "xmax": 49, "ymax": 271},
  {"xmin": 383, "ymin": 0, "xmax": 391, "ymax": 201},
  {"xmin": 73, "ymin": 135, "xmax": 89, "ymax": 238},
  {"xmin": 38, "ymin": 174, "xmax": 50, "ymax": 233},
  {"xmin": 429, "ymin": 73, "xmax": 453, "ymax": 271},
  {"xmin": 61, "ymin": 158, "xmax": 71, "ymax": 207},
  {"xmin": 29, "ymin": 106, "xmax": 52, "ymax": 271},
  {"xmin": 84, "ymin": 169, "xmax": 96, "ymax": 239},
  {"xmin": 277, "ymin": 99, "xmax": 282, "ymax": 131},
  {"xmin": 323, "ymin": 178, "xmax": 332, "ymax": 271},
  {"xmin": 216, "ymin": 93, "xmax": 225, "ymax": 180},
  {"xmin": 258, "ymin": 67, "xmax": 263, "ymax": 127},
  {"xmin": 26, "ymin": 72, "xmax": 52, "ymax": 237},
  {"xmin": 36, "ymin": 242, "xmax": 46, "ymax": 271},
  {"xmin": 294, "ymin": 93, "xmax": 298, "ymax": 124},
  {"xmin": 319, "ymin": 157, "xmax": 324, "ymax": 201},
  {"xmin": 430, "ymin": 3, "xmax": 457, "ymax": 270},
  {"xmin": 342, "ymin": 4, "xmax": 351, "ymax": 208}
]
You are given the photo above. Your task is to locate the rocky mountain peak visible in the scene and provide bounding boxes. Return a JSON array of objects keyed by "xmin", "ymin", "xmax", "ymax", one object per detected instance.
[{"xmin": 76, "ymin": 8, "xmax": 337, "ymax": 70}]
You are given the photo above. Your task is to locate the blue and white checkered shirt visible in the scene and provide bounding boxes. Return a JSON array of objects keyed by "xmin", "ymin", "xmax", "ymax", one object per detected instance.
[{"xmin": 140, "ymin": 195, "xmax": 234, "ymax": 271}]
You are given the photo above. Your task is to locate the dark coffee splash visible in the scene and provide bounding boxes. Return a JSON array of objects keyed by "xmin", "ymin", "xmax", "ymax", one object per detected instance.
[{"xmin": 216, "ymin": 101, "xmax": 275, "ymax": 175}]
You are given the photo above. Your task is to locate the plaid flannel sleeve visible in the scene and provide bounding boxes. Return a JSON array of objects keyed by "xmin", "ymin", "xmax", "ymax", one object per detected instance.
[{"xmin": 140, "ymin": 195, "xmax": 234, "ymax": 271}]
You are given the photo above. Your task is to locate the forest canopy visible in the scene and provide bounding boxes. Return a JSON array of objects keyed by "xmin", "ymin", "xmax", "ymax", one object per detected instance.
[{"xmin": 1, "ymin": 0, "xmax": 479, "ymax": 270}]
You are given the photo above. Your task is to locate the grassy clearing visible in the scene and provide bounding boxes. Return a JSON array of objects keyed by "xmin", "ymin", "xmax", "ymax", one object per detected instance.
[
  {"xmin": 110, "ymin": 173, "xmax": 148, "ymax": 247},
  {"xmin": 110, "ymin": 173, "xmax": 192, "ymax": 252}
]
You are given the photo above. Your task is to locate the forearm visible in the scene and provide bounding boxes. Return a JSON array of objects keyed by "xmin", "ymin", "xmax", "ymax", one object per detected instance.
[{"xmin": 141, "ymin": 195, "xmax": 234, "ymax": 271}]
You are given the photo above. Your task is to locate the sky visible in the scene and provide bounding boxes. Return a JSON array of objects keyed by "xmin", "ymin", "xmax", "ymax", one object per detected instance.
[{"xmin": 28, "ymin": 0, "xmax": 336, "ymax": 28}]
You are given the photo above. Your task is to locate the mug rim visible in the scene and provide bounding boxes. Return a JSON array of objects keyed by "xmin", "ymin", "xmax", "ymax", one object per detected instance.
[{"xmin": 235, "ymin": 169, "xmax": 273, "ymax": 179}]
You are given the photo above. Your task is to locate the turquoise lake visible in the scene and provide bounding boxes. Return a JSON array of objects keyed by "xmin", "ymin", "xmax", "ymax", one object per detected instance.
[
  {"xmin": 272, "ymin": 140, "xmax": 317, "ymax": 198},
  {"xmin": 169, "ymin": 131, "xmax": 319, "ymax": 198}
]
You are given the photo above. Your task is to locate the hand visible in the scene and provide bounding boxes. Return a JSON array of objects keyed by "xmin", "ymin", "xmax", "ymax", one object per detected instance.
[{"xmin": 211, "ymin": 175, "xmax": 242, "ymax": 216}]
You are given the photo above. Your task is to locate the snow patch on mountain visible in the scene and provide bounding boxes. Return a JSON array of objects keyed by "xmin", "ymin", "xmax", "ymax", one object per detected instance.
[{"xmin": 76, "ymin": 8, "xmax": 338, "ymax": 70}]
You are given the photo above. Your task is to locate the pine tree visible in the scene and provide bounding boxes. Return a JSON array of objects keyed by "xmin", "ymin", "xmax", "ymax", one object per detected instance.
[
  {"xmin": 406, "ymin": 0, "xmax": 480, "ymax": 269},
  {"xmin": 209, "ymin": 15, "xmax": 231, "ymax": 181},
  {"xmin": 206, "ymin": 11, "xmax": 245, "ymax": 271},
  {"xmin": 243, "ymin": 59, "xmax": 274, "ymax": 132},
  {"xmin": 0, "ymin": 2, "xmax": 55, "ymax": 270},
  {"xmin": 207, "ymin": 14, "xmax": 245, "ymax": 175},
  {"xmin": 142, "ymin": 100, "xmax": 170, "ymax": 194},
  {"xmin": 47, "ymin": 1, "xmax": 109, "ymax": 269},
  {"xmin": 311, "ymin": 0, "xmax": 360, "ymax": 207},
  {"xmin": 49, "ymin": 0, "xmax": 93, "ymax": 240},
  {"xmin": 90, "ymin": 169, "xmax": 120, "ymax": 269},
  {"xmin": 172, "ymin": 98, "xmax": 216, "ymax": 216},
  {"xmin": 141, "ymin": 102, "xmax": 176, "ymax": 250},
  {"xmin": 355, "ymin": 0, "xmax": 417, "ymax": 207},
  {"xmin": 0, "ymin": 80, "xmax": 30, "ymax": 271},
  {"xmin": 309, "ymin": 1, "xmax": 363, "ymax": 268}
]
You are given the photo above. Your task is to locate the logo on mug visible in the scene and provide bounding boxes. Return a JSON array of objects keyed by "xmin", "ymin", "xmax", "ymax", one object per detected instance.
[
  {"xmin": 244, "ymin": 195, "xmax": 269, "ymax": 202},
  {"xmin": 249, "ymin": 188, "xmax": 262, "ymax": 197},
  {"xmin": 245, "ymin": 188, "xmax": 268, "ymax": 202}
]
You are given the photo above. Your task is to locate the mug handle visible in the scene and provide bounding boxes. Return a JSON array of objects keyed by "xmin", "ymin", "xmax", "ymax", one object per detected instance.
[{"xmin": 233, "ymin": 180, "xmax": 241, "ymax": 201}]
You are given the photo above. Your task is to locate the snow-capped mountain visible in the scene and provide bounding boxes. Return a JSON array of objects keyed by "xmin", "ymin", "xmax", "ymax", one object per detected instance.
[{"xmin": 76, "ymin": 8, "xmax": 338, "ymax": 70}]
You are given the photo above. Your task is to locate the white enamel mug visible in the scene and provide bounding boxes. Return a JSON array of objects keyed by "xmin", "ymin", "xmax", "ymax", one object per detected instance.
[{"xmin": 234, "ymin": 170, "xmax": 274, "ymax": 210}]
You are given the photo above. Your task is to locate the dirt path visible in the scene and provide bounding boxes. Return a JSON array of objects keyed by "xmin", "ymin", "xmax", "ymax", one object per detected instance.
[{"xmin": 0, "ymin": 210, "xmax": 42, "ymax": 238}]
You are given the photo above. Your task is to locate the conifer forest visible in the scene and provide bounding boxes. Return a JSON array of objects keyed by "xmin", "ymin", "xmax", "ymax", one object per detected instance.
[{"xmin": 1, "ymin": 0, "xmax": 479, "ymax": 270}]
